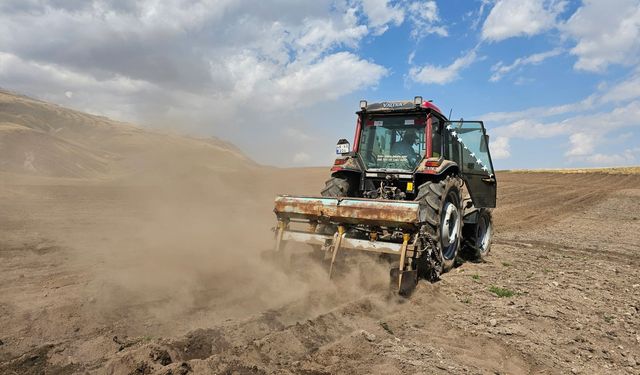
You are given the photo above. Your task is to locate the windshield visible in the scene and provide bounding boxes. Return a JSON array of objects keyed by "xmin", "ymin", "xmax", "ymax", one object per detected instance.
[{"xmin": 359, "ymin": 116, "xmax": 426, "ymax": 171}]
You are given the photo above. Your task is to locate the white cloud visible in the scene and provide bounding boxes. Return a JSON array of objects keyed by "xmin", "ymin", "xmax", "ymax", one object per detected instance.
[
  {"xmin": 494, "ymin": 100, "xmax": 640, "ymax": 138},
  {"xmin": 484, "ymin": 68, "xmax": 640, "ymax": 124},
  {"xmin": 407, "ymin": 1, "xmax": 448, "ymax": 39},
  {"xmin": 565, "ymin": 132, "xmax": 595, "ymax": 156},
  {"xmin": 470, "ymin": 0, "xmax": 491, "ymax": 30},
  {"xmin": 482, "ymin": 0, "xmax": 566, "ymax": 42},
  {"xmin": 490, "ymin": 48, "xmax": 563, "ymax": 82},
  {"xmin": 0, "ymin": 1, "xmax": 400, "ymax": 167},
  {"xmin": 409, "ymin": 49, "xmax": 478, "ymax": 84},
  {"xmin": 484, "ymin": 67, "xmax": 640, "ymax": 166},
  {"xmin": 481, "ymin": 0, "xmax": 640, "ymax": 74},
  {"xmin": 490, "ymin": 100, "xmax": 640, "ymax": 165},
  {"xmin": 581, "ymin": 148, "xmax": 639, "ymax": 165},
  {"xmin": 408, "ymin": 51, "xmax": 416, "ymax": 65},
  {"xmin": 490, "ymin": 136, "xmax": 511, "ymax": 159},
  {"xmin": 360, "ymin": 0, "xmax": 404, "ymax": 35},
  {"xmin": 563, "ymin": 0, "xmax": 640, "ymax": 72},
  {"xmin": 293, "ymin": 152, "xmax": 311, "ymax": 164},
  {"xmin": 283, "ymin": 127, "xmax": 312, "ymax": 142},
  {"xmin": 295, "ymin": 8, "xmax": 369, "ymax": 59},
  {"xmin": 0, "ymin": 1, "xmax": 391, "ymax": 122},
  {"xmin": 492, "ymin": 118, "xmax": 566, "ymax": 139},
  {"xmin": 601, "ymin": 69, "xmax": 640, "ymax": 103},
  {"xmin": 272, "ymin": 52, "xmax": 388, "ymax": 105},
  {"xmin": 0, "ymin": 51, "xmax": 157, "ymax": 119},
  {"xmin": 582, "ymin": 153, "xmax": 630, "ymax": 165}
]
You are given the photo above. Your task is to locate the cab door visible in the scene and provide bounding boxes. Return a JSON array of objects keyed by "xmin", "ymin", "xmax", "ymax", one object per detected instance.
[{"xmin": 444, "ymin": 121, "xmax": 497, "ymax": 208}]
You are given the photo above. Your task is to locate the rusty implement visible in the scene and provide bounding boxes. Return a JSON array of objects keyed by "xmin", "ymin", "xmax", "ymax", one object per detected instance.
[
  {"xmin": 273, "ymin": 195, "xmax": 424, "ymax": 295},
  {"xmin": 274, "ymin": 195, "xmax": 422, "ymax": 229}
]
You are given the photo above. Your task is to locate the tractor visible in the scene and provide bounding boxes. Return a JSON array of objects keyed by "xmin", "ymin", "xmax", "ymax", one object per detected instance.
[{"xmin": 273, "ymin": 96, "xmax": 497, "ymax": 295}]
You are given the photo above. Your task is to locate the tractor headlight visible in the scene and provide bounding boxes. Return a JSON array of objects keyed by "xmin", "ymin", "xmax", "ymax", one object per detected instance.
[
  {"xmin": 359, "ymin": 100, "xmax": 367, "ymax": 110},
  {"xmin": 414, "ymin": 96, "xmax": 423, "ymax": 106}
]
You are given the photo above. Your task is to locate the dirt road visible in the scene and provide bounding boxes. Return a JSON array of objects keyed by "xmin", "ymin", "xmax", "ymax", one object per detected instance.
[{"xmin": 1, "ymin": 169, "xmax": 639, "ymax": 375}]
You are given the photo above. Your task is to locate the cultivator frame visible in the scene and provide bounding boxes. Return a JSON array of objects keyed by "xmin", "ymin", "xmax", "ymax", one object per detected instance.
[{"xmin": 273, "ymin": 195, "xmax": 431, "ymax": 294}]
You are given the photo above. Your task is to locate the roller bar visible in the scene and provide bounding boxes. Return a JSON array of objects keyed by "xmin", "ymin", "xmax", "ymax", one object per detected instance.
[{"xmin": 274, "ymin": 195, "xmax": 422, "ymax": 229}]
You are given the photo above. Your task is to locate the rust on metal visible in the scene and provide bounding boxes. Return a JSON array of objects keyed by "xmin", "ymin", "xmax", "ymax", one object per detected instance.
[
  {"xmin": 274, "ymin": 195, "xmax": 421, "ymax": 229},
  {"xmin": 281, "ymin": 231, "xmax": 407, "ymax": 255},
  {"xmin": 274, "ymin": 220, "xmax": 286, "ymax": 252},
  {"xmin": 397, "ymin": 233, "xmax": 410, "ymax": 289},
  {"xmin": 329, "ymin": 225, "xmax": 346, "ymax": 278}
]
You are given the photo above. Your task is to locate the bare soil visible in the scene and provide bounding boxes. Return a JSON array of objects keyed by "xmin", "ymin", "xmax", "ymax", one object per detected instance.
[
  {"xmin": 1, "ymin": 170, "xmax": 639, "ymax": 375},
  {"xmin": 1, "ymin": 91, "xmax": 638, "ymax": 374}
]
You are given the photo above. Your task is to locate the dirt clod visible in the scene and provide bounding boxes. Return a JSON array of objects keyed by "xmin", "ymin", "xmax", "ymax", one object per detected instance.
[
  {"xmin": 129, "ymin": 361, "xmax": 152, "ymax": 375},
  {"xmin": 177, "ymin": 362, "xmax": 192, "ymax": 375},
  {"xmin": 150, "ymin": 348, "xmax": 172, "ymax": 366},
  {"xmin": 171, "ymin": 329, "xmax": 229, "ymax": 360},
  {"xmin": 361, "ymin": 330, "xmax": 376, "ymax": 342},
  {"xmin": 380, "ymin": 322, "xmax": 394, "ymax": 335}
]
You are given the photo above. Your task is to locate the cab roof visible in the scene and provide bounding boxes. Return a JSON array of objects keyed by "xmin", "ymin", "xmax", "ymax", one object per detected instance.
[{"xmin": 357, "ymin": 100, "xmax": 444, "ymax": 118}]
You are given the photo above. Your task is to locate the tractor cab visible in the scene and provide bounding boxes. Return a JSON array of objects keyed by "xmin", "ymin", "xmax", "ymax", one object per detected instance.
[{"xmin": 332, "ymin": 97, "xmax": 496, "ymax": 208}]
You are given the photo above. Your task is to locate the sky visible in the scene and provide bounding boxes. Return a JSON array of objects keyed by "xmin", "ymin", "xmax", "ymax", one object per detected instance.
[{"xmin": 0, "ymin": 0, "xmax": 639, "ymax": 169}]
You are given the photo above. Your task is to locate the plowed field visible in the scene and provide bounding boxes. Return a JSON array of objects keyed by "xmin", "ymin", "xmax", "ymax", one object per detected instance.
[{"xmin": 1, "ymin": 170, "xmax": 639, "ymax": 374}]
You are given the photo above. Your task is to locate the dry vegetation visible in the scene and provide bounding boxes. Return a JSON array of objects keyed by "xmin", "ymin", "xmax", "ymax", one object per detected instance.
[{"xmin": 503, "ymin": 167, "xmax": 640, "ymax": 175}]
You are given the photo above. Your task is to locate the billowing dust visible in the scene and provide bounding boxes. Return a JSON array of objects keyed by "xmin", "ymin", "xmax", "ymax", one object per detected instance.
[{"xmin": 17, "ymin": 153, "xmax": 392, "ymax": 338}]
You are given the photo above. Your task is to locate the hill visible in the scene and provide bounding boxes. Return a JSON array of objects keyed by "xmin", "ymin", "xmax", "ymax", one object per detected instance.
[{"xmin": 0, "ymin": 89, "xmax": 253, "ymax": 179}]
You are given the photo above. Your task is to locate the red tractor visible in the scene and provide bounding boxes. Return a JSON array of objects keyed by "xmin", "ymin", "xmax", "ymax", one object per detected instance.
[{"xmin": 274, "ymin": 97, "xmax": 496, "ymax": 294}]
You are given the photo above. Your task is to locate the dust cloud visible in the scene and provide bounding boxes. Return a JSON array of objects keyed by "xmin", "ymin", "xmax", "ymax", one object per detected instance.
[
  {"xmin": 0, "ymin": 89, "xmax": 393, "ymax": 346},
  {"xmin": 23, "ymin": 148, "xmax": 391, "ymax": 337}
]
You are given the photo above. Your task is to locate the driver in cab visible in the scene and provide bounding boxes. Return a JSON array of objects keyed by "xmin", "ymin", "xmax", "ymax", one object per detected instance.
[{"xmin": 391, "ymin": 130, "xmax": 420, "ymax": 164}]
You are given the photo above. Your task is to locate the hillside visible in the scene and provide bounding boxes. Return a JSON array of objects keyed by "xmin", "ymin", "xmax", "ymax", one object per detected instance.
[{"xmin": 0, "ymin": 89, "xmax": 253, "ymax": 178}]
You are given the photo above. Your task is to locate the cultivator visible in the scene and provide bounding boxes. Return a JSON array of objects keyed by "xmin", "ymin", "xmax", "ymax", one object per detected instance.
[{"xmin": 273, "ymin": 195, "xmax": 437, "ymax": 294}]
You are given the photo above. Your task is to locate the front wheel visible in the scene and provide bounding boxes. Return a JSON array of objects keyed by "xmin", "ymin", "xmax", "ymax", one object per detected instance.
[{"xmin": 462, "ymin": 208, "xmax": 493, "ymax": 261}]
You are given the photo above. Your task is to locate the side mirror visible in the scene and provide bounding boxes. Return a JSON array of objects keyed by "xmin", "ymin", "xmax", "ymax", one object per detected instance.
[
  {"xmin": 480, "ymin": 134, "xmax": 489, "ymax": 153},
  {"xmin": 336, "ymin": 139, "xmax": 350, "ymax": 155}
]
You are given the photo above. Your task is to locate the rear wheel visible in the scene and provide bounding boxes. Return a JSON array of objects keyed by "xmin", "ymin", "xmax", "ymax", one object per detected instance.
[
  {"xmin": 462, "ymin": 208, "xmax": 493, "ymax": 261},
  {"xmin": 321, "ymin": 175, "xmax": 352, "ymax": 197},
  {"xmin": 415, "ymin": 176, "xmax": 463, "ymax": 274}
]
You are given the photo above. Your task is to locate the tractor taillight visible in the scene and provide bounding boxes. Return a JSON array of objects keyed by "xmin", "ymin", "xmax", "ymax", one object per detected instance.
[
  {"xmin": 334, "ymin": 158, "xmax": 347, "ymax": 165},
  {"xmin": 425, "ymin": 159, "xmax": 442, "ymax": 167}
]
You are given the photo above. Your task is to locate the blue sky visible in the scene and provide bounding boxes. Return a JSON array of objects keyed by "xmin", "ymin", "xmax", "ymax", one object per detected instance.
[{"xmin": 1, "ymin": 0, "xmax": 639, "ymax": 169}]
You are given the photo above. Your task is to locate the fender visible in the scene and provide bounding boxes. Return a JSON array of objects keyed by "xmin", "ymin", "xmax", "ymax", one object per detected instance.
[
  {"xmin": 415, "ymin": 157, "xmax": 459, "ymax": 176},
  {"xmin": 330, "ymin": 154, "xmax": 363, "ymax": 174}
]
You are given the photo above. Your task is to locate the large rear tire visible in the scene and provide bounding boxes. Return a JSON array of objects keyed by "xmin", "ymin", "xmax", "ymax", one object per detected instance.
[
  {"xmin": 462, "ymin": 208, "xmax": 493, "ymax": 261},
  {"xmin": 415, "ymin": 176, "xmax": 464, "ymax": 274},
  {"xmin": 321, "ymin": 175, "xmax": 352, "ymax": 197}
]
